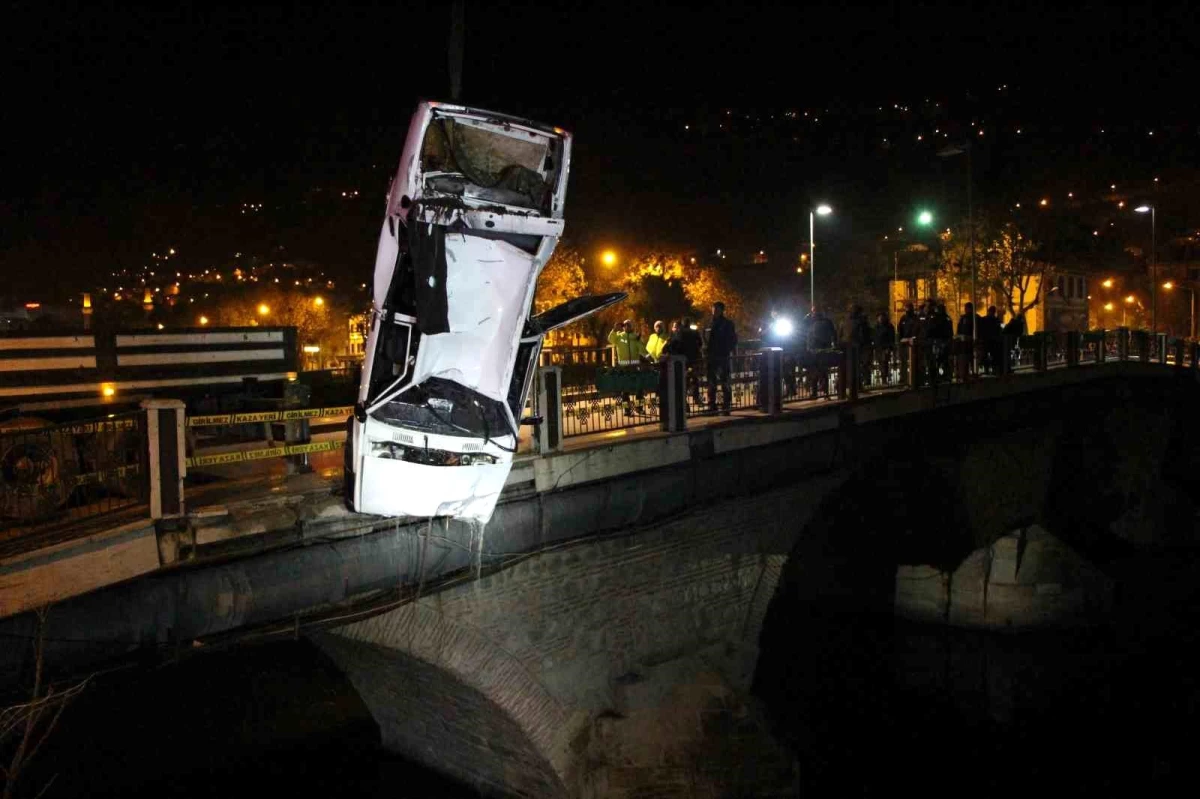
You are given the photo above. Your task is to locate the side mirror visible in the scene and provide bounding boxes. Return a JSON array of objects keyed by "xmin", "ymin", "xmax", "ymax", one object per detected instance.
[{"xmin": 520, "ymin": 416, "xmax": 543, "ymax": 426}]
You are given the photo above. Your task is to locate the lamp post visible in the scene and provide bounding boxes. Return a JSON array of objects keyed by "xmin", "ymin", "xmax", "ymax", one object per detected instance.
[
  {"xmin": 810, "ymin": 204, "xmax": 832, "ymax": 311},
  {"xmin": 1135, "ymin": 204, "xmax": 1155, "ymax": 336}
]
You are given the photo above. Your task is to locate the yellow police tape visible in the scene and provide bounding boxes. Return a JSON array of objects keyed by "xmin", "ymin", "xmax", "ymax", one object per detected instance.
[
  {"xmin": 185, "ymin": 439, "xmax": 343, "ymax": 468},
  {"xmin": 186, "ymin": 406, "xmax": 354, "ymax": 428}
]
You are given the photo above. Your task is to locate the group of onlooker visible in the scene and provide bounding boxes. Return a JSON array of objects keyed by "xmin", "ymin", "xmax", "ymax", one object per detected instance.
[{"xmin": 608, "ymin": 301, "xmax": 738, "ymax": 414}]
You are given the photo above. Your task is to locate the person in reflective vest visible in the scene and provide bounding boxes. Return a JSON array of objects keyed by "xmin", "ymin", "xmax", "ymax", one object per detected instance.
[
  {"xmin": 609, "ymin": 319, "xmax": 649, "ymax": 415},
  {"xmin": 609, "ymin": 320, "xmax": 648, "ymax": 365},
  {"xmin": 646, "ymin": 320, "xmax": 669, "ymax": 362}
]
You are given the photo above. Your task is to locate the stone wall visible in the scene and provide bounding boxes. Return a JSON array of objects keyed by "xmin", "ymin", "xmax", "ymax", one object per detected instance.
[
  {"xmin": 895, "ymin": 525, "xmax": 1116, "ymax": 629},
  {"xmin": 314, "ymin": 479, "xmax": 838, "ymax": 797}
]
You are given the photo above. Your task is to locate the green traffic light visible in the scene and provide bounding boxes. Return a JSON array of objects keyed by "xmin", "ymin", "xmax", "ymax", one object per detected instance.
[{"xmin": 917, "ymin": 210, "xmax": 934, "ymax": 226}]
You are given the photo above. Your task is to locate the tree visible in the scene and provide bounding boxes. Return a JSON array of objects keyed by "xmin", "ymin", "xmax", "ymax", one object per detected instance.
[
  {"xmin": 980, "ymin": 223, "xmax": 1049, "ymax": 319},
  {"xmin": 533, "ymin": 245, "xmax": 587, "ymax": 315},
  {"xmin": 935, "ymin": 218, "xmax": 1050, "ymax": 320},
  {"xmin": 683, "ymin": 264, "xmax": 744, "ymax": 321},
  {"xmin": 1, "ymin": 608, "xmax": 89, "ymax": 799}
]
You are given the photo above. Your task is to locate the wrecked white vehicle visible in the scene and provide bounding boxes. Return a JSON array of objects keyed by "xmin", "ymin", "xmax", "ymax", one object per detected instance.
[{"xmin": 346, "ymin": 101, "xmax": 623, "ymax": 522}]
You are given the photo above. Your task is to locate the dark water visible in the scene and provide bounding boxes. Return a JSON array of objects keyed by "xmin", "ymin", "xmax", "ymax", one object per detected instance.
[
  {"xmin": 755, "ymin": 549, "xmax": 1200, "ymax": 796},
  {"xmin": 10, "ymin": 551, "xmax": 1200, "ymax": 798},
  {"xmin": 15, "ymin": 639, "xmax": 477, "ymax": 799}
]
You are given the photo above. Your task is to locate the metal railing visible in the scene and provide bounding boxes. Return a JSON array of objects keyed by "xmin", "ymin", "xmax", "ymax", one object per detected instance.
[
  {"xmin": 0, "ymin": 411, "xmax": 147, "ymax": 532},
  {"xmin": 687, "ymin": 353, "xmax": 761, "ymax": 417}
]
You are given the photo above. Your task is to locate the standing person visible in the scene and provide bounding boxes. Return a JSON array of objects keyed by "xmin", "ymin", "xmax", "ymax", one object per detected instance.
[
  {"xmin": 608, "ymin": 319, "xmax": 648, "ymax": 414},
  {"xmin": 931, "ymin": 302, "xmax": 953, "ymax": 379},
  {"xmin": 897, "ymin": 302, "xmax": 919, "ymax": 341},
  {"xmin": 665, "ymin": 315, "xmax": 703, "ymax": 406},
  {"xmin": 805, "ymin": 308, "xmax": 838, "ymax": 397},
  {"xmin": 957, "ymin": 302, "xmax": 981, "ymax": 376},
  {"xmin": 705, "ymin": 302, "xmax": 738, "ymax": 414},
  {"xmin": 1003, "ymin": 311, "xmax": 1026, "ymax": 368},
  {"xmin": 646, "ymin": 320, "xmax": 669, "ymax": 362},
  {"xmin": 847, "ymin": 305, "xmax": 872, "ymax": 387},
  {"xmin": 979, "ymin": 305, "xmax": 1002, "ymax": 374},
  {"xmin": 874, "ymin": 311, "xmax": 896, "ymax": 385}
]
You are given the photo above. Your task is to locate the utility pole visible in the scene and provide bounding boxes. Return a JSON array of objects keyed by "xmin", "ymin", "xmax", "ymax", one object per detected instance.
[{"xmin": 448, "ymin": 0, "xmax": 464, "ymax": 101}]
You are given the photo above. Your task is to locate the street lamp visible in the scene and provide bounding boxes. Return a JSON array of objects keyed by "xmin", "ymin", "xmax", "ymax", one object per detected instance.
[
  {"xmin": 809, "ymin": 204, "xmax": 832, "ymax": 311},
  {"xmin": 601, "ymin": 250, "xmax": 617, "ymax": 267},
  {"xmin": 1135, "ymin": 204, "xmax": 1155, "ymax": 335},
  {"xmin": 257, "ymin": 303, "xmax": 270, "ymax": 317},
  {"xmin": 917, "ymin": 210, "xmax": 934, "ymax": 226}
]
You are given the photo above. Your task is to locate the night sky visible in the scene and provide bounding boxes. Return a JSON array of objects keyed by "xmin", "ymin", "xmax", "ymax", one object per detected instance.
[{"xmin": 4, "ymin": 1, "xmax": 1198, "ymax": 299}]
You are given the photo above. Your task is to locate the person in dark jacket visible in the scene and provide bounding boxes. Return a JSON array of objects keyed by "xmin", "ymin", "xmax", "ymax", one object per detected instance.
[
  {"xmin": 957, "ymin": 302, "xmax": 981, "ymax": 375},
  {"xmin": 807, "ymin": 309, "xmax": 838, "ymax": 351},
  {"xmin": 956, "ymin": 302, "xmax": 980, "ymax": 340},
  {"xmin": 664, "ymin": 316, "xmax": 704, "ymax": 405},
  {"xmin": 847, "ymin": 305, "xmax": 872, "ymax": 386},
  {"xmin": 928, "ymin": 302, "xmax": 953, "ymax": 381},
  {"xmin": 1003, "ymin": 312, "xmax": 1026, "ymax": 369},
  {"xmin": 897, "ymin": 303, "xmax": 919, "ymax": 341},
  {"xmin": 704, "ymin": 302, "xmax": 738, "ymax": 414},
  {"xmin": 874, "ymin": 311, "xmax": 896, "ymax": 385},
  {"xmin": 805, "ymin": 308, "xmax": 838, "ymax": 397},
  {"xmin": 979, "ymin": 305, "xmax": 1003, "ymax": 374}
]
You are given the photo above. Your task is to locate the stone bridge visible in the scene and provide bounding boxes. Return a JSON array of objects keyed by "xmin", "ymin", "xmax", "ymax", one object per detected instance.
[{"xmin": 3, "ymin": 362, "xmax": 1198, "ymax": 797}]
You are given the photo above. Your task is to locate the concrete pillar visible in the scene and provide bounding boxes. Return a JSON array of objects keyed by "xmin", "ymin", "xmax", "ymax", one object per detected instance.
[
  {"xmin": 1155, "ymin": 332, "xmax": 1168, "ymax": 363},
  {"xmin": 1172, "ymin": 338, "xmax": 1186, "ymax": 369},
  {"xmin": 141, "ymin": 399, "xmax": 186, "ymax": 520},
  {"xmin": 537, "ymin": 366, "xmax": 564, "ymax": 453},
  {"xmin": 757, "ymin": 348, "xmax": 782, "ymax": 415},
  {"xmin": 659, "ymin": 355, "xmax": 688, "ymax": 431},
  {"xmin": 1066, "ymin": 331, "xmax": 1080, "ymax": 367},
  {"xmin": 1033, "ymin": 334, "xmax": 1048, "ymax": 372},
  {"xmin": 1191, "ymin": 342, "xmax": 1200, "ymax": 370},
  {"xmin": 1117, "ymin": 328, "xmax": 1129, "ymax": 361},
  {"xmin": 1096, "ymin": 332, "xmax": 1107, "ymax": 364}
]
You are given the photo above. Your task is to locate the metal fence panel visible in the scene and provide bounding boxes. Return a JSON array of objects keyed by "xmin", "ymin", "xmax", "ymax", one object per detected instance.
[{"xmin": 0, "ymin": 411, "xmax": 147, "ymax": 533}]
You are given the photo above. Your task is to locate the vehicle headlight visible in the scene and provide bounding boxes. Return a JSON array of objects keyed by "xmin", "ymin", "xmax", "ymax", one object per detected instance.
[{"xmin": 369, "ymin": 440, "xmax": 497, "ymax": 466}]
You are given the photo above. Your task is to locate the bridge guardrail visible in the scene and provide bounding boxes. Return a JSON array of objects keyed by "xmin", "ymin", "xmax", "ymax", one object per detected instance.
[{"xmin": 0, "ymin": 410, "xmax": 148, "ymax": 537}]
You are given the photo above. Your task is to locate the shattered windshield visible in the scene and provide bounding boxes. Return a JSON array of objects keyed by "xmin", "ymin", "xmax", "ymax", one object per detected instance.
[
  {"xmin": 371, "ymin": 377, "xmax": 513, "ymax": 441},
  {"xmin": 421, "ymin": 117, "xmax": 554, "ymax": 211}
]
